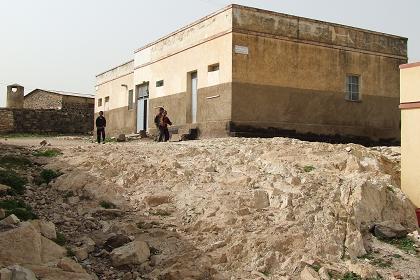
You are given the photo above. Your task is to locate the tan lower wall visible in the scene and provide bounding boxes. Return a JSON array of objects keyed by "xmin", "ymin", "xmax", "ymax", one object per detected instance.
[
  {"xmin": 231, "ymin": 82, "xmax": 400, "ymax": 141},
  {"xmin": 148, "ymin": 83, "xmax": 232, "ymax": 137},
  {"xmin": 96, "ymin": 106, "xmax": 136, "ymax": 136},
  {"xmin": 401, "ymin": 109, "xmax": 420, "ymax": 207}
]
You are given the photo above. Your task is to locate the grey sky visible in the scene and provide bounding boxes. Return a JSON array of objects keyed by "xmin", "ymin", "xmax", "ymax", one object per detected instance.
[{"xmin": 1, "ymin": 0, "xmax": 419, "ymax": 107}]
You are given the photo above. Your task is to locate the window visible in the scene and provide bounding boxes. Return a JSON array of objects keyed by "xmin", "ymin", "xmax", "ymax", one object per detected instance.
[
  {"xmin": 97, "ymin": 98, "xmax": 102, "ymax": 107},
  {"xmin": 128, "ymin": 90, "xmax": 134, "ymax": 110},
  {"xmin": 105, "ymin": 96, "xmax": 110, "ymax": 102},
  {"xmin": 208, "ymin": 63, "xmax": 220, "ymax": 72},
  {"xmin": 346, "ymin": 75, "xmax": 360, "ymax": 101},
  {"xmin": 156, "ymin": 80, "xmax": 164, "ymax": 87}
]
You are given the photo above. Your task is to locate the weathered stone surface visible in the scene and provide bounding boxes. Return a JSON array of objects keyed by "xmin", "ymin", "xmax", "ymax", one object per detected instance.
[
  {"xmin": 0, "ymin": 208, "xmax": 5, "ymax": 219},
  {"xmin": 110, "ymin": 241, "xmax": 150, "ymax": 267},
  {"xmin": 300, "ymin": 266, "xmax": 320, "ymax": 280},
  {"xmin": 27, "ymin": 265, "xmax": 93, "ymax": 280},
  {"xmin": 373, "ymin": 221, "xmax": 408, "ymax": 239},
  {"xmin": 41, "ymin": 236, "xmax": 66, "ymax": 263},
  {"xmin": 318, "ymin": 267, "xmax": 330, "ymax": 280},
  {"xmin": 31, "ymin": 220, "xmax": 57, "ymax": 240},
  {"xmin": 0, "ymin": 222, "xmax": 42, "ymax": 266},
  {"xmin": 117, "ymin": 134, "xmax": 127, "ymax": 142},
  {"xmin": 0, "ymin": 268, "xmax": 12, "ymax": 280},
  {"xmin": 73, "ymin": 247, "xmax": 89, "ymax": 261},
  {"xmin": 104, "ymin": 234, "xmax": 131, "ymax": 251},
  {"xmin": 57, "ymin": 258, "xmax": 86, "ymax": 273},
  {"xmin": 0, "ymin": 214, "xmax": 20, "ymax": 225},
  {"xmin": 144, "ymin": 195, "xmax": 171, "ymax": 207},
  {"xmin": 346, "ymin": 261, "xmax": 378, "ymax": 279},
  {"xmin": 252, "ymin": 190, "xmax": 270, "ymax": 209},
  {"xmin": 8, "ymin": 265, "xmax": 37, "ymax": 280},
  {"xmin": 80, "ymin": 236, "xmax": 96, "ymax": 253}
]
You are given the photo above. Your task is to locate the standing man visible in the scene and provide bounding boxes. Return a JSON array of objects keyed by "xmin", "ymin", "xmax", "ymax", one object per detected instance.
[
  {"xmin": 96, "ymin": 111, "xmax": 106, "ymax": 144},
  {"xmin": 154, "ymin": 107, "xmax": 164, "ymax": 142}
]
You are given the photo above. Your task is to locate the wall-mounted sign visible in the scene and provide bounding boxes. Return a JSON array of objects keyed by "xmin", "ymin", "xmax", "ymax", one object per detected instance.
[{"xmin": 234, "ymin": 45, "xmax": 249, "ymax": 55}]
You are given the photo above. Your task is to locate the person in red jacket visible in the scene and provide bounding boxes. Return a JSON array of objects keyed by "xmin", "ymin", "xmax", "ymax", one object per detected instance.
[{"xmin": 160, "ymin": 110, "xmax": 172, "ymax": 142}]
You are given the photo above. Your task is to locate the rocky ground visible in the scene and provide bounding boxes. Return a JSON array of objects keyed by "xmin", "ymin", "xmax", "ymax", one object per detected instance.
[{"xmin": 0, "ymin": 136, "xmax": 420, "ymax": 280}]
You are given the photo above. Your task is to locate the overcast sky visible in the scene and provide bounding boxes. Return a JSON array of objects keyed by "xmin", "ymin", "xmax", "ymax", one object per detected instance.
[{"xmin": 1, "ymin": 0, "xmax": 419, "ymax": 107}]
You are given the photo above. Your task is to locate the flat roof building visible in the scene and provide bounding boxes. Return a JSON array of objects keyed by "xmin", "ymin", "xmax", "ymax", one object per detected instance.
[{"xmin": 96, "ymin": 4, "xmax": 407, "ymax": 142}]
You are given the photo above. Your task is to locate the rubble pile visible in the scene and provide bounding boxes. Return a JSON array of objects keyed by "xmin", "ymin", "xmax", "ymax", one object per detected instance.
[{"xmin": 0, "ymin": 137, "xmax": 419, "ymax": 279}]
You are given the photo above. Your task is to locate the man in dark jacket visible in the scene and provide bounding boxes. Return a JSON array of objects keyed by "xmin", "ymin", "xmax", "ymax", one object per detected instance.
[{"xmin": 96, "ymin": 111, "xmax": 106, "ymax": 143}]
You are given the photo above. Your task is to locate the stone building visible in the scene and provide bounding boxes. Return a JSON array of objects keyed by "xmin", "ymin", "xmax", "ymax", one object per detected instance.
[
  {"xmin": 96, "ymin": 4, "xmax": 407, "ymax": 142},
  {"xmin": 400, "ymin": 62, "xmax": 420, "ymax": 208},
  {"xmin": 0, "ymin": 86, "xmax": 95, "ymax": 135},
  {"xmin": 24, "ymin": 89, "xmax": 94, "ymax": 112}
]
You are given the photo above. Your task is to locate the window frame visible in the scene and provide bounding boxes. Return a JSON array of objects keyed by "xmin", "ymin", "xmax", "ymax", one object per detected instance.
[
  {"xmin": 345, "ymin": 74, "xmax": 361, "ymax": 102},
  {"xmin": 208, "ymin": 63, "xmax": 220, "ymax": 72},
  {"xmin": 156, "ymin": 80, "xmax": 164, "ymax": 87},
  {"xmin": 97, "ymin": 98, "xmax": 103, "ymax": 107}
]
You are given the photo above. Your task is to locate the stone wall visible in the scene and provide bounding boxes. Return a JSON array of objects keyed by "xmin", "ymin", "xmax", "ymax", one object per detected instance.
[
  {"xmin": 0, "ymin": 108, "xmax": 93, "ymax": 134},
  {"xmin": 24, "ymin": 90, "xmax": 63, "ymax": 109}
]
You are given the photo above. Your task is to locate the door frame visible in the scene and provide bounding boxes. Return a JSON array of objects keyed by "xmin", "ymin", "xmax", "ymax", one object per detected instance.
[{"xmin": 136, "ymin": 82, "xmax": 149, "ymax": 133}]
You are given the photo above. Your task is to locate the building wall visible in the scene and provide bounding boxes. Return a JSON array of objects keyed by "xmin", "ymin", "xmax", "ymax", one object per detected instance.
[
  {"xmin": 230, "ymin": 6, "xmax": 406, "ymax": 141},
  {"xmin": 0, "ymin": 108, "xmax": 93, "ymax": 134},
  {"xmin": 24, "ymin": 90, "xmax": 63, "ymax": 109},
  {"xmin": 134, "ymin": 7, "xmax": 233, "ymax": 136},
  {"xmin": 96, "ymin": 60, "xmax": 135, "ymax": 136},
  {"xmin": 400, "ymin": 63, "xmax": 420, "ymax": 207}
]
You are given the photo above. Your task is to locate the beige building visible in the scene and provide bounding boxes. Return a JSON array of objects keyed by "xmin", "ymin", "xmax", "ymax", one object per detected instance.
[
  {"xmin": 400, "ymin": 62, "xmax": 420, "ymax": 208},
  {"xmin": 96, "ymin": 4, "xmax": 407, "ymax": 142}
]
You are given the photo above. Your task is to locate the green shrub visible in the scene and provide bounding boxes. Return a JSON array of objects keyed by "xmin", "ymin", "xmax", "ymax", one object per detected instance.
[
  {"xmin": 341, "ymin": 272, "xmax": 362, "ymax": 280},
  {"xmin": 0, "ymin": 199, "xmax": 37, "ymax": 220},
  {"xmin": 100, "ymin": 201, "xmax": 116, "ymax": 209},
  {"xmin": 32, "ymin": 149, "xmax": 62, "ymax": 157},
  {"xmin": 303, "ymin": 165, "xmax": 315, "ymax": 172},
  {"xmin": 53, "ymin": 232, "xmax": 67, "ymax": 246},
  {"xmin": 390, "ymin": 238, "xmax": 417, "ymax": 254},
  {"xmin": 0, "ymin": 170, "xmax": 27, "ymax": 194},
  {"xmin": 35, "ymin": 169, "xmax": 61, "ymax": 185},
  {"xmin": 0, "ymin": 155, "xmax": 32, "ymax": 169}
]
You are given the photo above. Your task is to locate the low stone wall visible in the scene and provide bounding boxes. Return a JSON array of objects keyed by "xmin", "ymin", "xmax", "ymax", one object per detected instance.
[{"xmin": 0, "ymin": 108, "xmax": 93, "ymax": 134}]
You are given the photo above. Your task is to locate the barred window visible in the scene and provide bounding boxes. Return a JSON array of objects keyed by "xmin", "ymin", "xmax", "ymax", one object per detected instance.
[
  {"xmin": 97, "ymin": 98, "xmax": 102, "ymax": 107},
  {"xmin": 346, "ymin": 75, "xmax": 360, "ymax": 101}
]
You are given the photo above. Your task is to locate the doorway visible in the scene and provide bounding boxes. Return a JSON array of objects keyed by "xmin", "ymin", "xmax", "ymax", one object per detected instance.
[
  {"xmin": 191, "ymin": 72, "xmax": 198, "ymax": 123},
  {"xmin": 136, "ymin": 83, "xmax": 149, "ymax": 133}
]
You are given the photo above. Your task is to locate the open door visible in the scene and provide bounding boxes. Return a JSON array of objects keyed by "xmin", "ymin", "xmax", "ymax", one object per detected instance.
[{"xmin": 136, "ymin": 83, "xmax": 149, "ymax": 133}]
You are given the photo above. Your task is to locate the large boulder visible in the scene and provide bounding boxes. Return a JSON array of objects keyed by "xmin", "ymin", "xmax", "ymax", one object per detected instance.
[
  {"xmin": 0, "ymin": 222, "xmax": 42, "ymax": 266},
  {"xmin": 300, "ymin": 266, "xmax": 320, "ymax": 280},
  {"xmin": 31, "ymin": 220, "xmax": 57, "ymax": 240},
  {"xmin": 110, "ymin": 241, "xmax": 150, "ymax": 267},
  {"xmin": 0, "ymin": 214, "xmax": 20, "ymax": 226},
  {"xmin": 27, "ymin": 265, "xmax": 93, "ymax": 280},
  {"xmin": 373, "ymin": 220, "xmax": 408, "ymax": 239},
  {"xmin": 104, "ymin": 234, "xmax": 131, "ymax": 251},
  {"xmin": 7, "ymin": 265, "xmax": 37, "ymax": 280},
  {"xmin": 41, "ymin": 236, "xmax": 66, "ymax": 263},
  {"xmin": 117, "ymin": 134, "xmax": 127, "ymax": 142}
]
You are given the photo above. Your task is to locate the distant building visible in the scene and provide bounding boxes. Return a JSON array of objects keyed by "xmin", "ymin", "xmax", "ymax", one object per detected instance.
[
  {"xmin": 0, "ymin": 85, "xmax": 94, "ymax": 135},
  {"xmin": 96, "ymin": 4, "xmax": 407, "ymax": 142},
  {"xmin": 400, "ymin": 62, "xmax": 420, "ymax": 208},
  {"xmin": 24, "ymin": 89, "xmax": 94, "ymax": 112}
]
